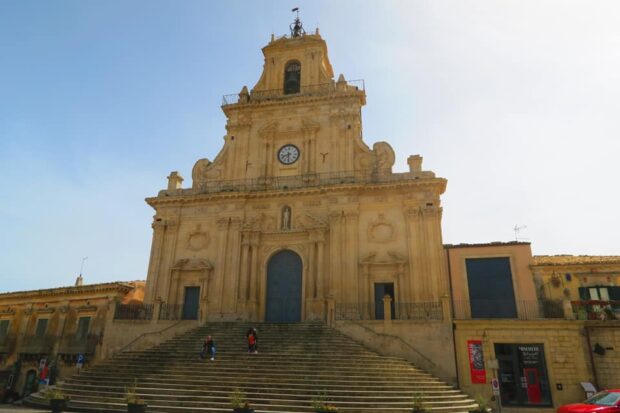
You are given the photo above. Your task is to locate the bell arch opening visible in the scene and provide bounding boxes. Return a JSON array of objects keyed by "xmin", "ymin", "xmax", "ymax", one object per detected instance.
[{"xmin": 284, "ymin": 61, "xmax": 301, "ymax": 94}]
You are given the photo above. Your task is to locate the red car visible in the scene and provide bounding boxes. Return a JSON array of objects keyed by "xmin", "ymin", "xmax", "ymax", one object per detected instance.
[{"xmin": 557, "ymin": 390, "xmax": 620, "ymax": 413}]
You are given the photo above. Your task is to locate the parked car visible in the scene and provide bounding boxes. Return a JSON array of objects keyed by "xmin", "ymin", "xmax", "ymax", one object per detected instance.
[{"xmin": 557, "ymin": 390, "xmax": 620, "ymax": 413}]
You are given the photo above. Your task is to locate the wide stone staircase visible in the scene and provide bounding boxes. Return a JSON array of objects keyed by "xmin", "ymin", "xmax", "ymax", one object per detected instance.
[{"xmin": 26, "ymin": 322, "xmax": 477, "ymax": 412}]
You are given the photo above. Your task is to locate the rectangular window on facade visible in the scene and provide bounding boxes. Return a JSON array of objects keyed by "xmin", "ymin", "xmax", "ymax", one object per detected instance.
[
  {"xmin": 0, "ymin": 320, "xmax": 9, "ymax": 339},
  {"xmin": 494, "ymin": 343, "xmax": 552, "ymax": 407},
  {"xmin": 35, "ymin": 318, "xmax": 48, "ymax": 338},
  {"xmin": 466, "ymin": 257, "xmax": 517, "ymax": 318},
  {"xmin": 76, "ymin": 317, "xmax": 91, "ymax": 340}
]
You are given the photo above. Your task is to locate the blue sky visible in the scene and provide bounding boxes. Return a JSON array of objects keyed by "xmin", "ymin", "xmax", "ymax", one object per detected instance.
[{"xmin": 1, "ymin": 1, "xmax": 619, "ymax": 292}]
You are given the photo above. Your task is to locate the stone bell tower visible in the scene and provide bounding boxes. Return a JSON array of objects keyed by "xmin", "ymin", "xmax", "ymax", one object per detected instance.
[{"xmin": 144, "ymin": 15, "xmax": 449, "ymax": 323}]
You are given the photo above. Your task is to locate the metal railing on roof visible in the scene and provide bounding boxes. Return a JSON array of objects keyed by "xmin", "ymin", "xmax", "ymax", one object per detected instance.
[
  {"xmin": 222, "ymin": 79, "xmax": 365, "ymax": 105},
  {"xmin": 193, "ymin": 168, "xmax": 416, "ymax": 195}
]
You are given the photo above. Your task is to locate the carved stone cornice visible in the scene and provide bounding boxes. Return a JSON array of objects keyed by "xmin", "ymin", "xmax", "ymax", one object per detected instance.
[
  {"xmin": 146, "ymin": 177, "xmax": 447, "ymax": 206},
  {"xmin": 76, "ymin": 305, "xmax": 98, "ymax": 313},
  {"xmin": 172, "ymin": 258, "xmax": 214, "ymax": 271},
  {"xmin": 359, "ymin": 250, "xmax": 408, "ymax": 266}
]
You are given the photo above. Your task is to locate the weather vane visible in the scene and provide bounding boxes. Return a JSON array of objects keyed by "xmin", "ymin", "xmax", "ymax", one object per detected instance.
[{"xmin": 290, "ymin": 7, "xmax": 305, "ymax": 38}]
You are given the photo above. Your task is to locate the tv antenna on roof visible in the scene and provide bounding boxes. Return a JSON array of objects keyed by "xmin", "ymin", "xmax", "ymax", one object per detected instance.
[
  {"xmin": 513, "ymin": 225, "xmax": 528, "ymax": 241},
  {"xmin": 290, "ymin": 7, "xmax": 305, "ymax": 37}
]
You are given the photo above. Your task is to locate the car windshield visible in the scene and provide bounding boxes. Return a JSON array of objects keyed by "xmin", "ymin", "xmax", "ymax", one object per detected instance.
[{"xmin": 586, "ymin": 391, "xmax": 620, "ymax": 406}]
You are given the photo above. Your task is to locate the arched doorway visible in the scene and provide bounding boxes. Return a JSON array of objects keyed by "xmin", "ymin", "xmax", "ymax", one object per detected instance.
[{"xmin": 265, "ymin": 250, "xmax": 302, "ymax": 322}]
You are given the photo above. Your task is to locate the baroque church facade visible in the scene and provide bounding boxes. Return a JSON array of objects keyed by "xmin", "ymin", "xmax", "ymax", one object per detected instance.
[{"xmin": 143, "ymin": 26, "xmax": 449, "ymax": 323}]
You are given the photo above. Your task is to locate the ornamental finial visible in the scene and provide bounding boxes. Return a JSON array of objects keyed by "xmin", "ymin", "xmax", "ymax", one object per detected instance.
[{"xmin": 290, "ymin": 7, "xmax": 305, "ymax": 37}]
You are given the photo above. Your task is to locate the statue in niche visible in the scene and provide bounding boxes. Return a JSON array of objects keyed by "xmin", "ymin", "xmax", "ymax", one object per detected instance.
[{"xmin": 282, "ymin": 206, "xmax": 291, "ymax": 230}]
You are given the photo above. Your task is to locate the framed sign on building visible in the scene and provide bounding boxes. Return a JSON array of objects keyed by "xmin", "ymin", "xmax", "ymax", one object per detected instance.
[{"xmin": 467, "ymin": 340, "xmax": 487, "ymax": 384}]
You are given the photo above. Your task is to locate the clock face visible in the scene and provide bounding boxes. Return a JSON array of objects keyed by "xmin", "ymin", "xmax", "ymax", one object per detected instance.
[{"xmin": 277, "ymin": 144, "xmax": 300, "ymax": 165}]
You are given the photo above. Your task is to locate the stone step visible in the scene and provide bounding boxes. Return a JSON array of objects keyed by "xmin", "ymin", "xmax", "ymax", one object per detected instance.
[
  {"xmin": 28, "ymin": 393, "xmax": 475, "ymax": 413},
  {"xmin": 25, "ymin": 322, "xmax": 477, "ymax": 413},
  {"xmin": 62, "ymin": 381, "xmax": 465, "ymax": 395}
]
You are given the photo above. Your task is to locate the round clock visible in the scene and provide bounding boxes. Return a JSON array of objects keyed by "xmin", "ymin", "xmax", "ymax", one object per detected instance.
[{"xmin": 277, "ymin": 144, "xmax": 300, "ymax": 165}]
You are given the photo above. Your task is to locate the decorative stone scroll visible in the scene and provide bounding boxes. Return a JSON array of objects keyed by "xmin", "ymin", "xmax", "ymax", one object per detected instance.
[{"xmin": 187, "ymin": 224, "xmax": 209, "ymax": 251}]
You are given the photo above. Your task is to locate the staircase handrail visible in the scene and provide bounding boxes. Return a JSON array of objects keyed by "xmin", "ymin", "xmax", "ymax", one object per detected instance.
[
  {"xmin": 341, "ymin": 319, "xmax": 437, "ymax": 370},
  {"xmin": 115, "ymin": 319, "xmax": 187, "ymax": 355}
]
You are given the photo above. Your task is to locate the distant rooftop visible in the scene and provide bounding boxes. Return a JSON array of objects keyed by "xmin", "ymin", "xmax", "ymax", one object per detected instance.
[
  {"xmin": 444, "ymin": 241, "xmax": 530, "ymax": 249},
  {"xmin": 0, "ymin": 280, "xmax": 143, "ymax": 298},
  {"xmin": 532, "ymin": 255, "xmax": 620, "ymax": 266}
]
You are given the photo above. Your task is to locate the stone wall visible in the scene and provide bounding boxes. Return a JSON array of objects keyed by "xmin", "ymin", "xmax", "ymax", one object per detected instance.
[
  {"xmin": 588, "ymin": 322, "xmax": 620, "ymax": 390},
  {"xmin": 454, "ymin": 319, "xmax": 594, "ymax": 412},
  {"xmin": 100, "ymin": 319, "xmax": 200, "ymax": 360},
  {"xmin": 334, "ymin": 319, "xmax": 457, "ymax": 385}
]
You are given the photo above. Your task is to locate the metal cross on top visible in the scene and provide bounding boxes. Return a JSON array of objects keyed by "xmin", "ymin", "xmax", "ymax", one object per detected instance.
[{"xmin": 290, "ymin": 7, "xmax": 305, "ymax": 37}]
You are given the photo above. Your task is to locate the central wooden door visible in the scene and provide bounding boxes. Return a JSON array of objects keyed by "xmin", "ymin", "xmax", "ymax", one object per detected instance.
[
  {"xmin": 182, "ymin": 286, "xmax": 200, "ymax": 320},
  {"xmin": 265, "ymin": 250, "xmax": 302, "ymax": 322}
]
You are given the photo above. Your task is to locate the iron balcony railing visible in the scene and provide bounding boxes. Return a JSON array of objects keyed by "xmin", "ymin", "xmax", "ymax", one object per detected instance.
[
  {"xmin": 193, "ymin": 168, "xmax": 416, "ymax": 195},
  {"xmin": 452, "ymin": 299, "xmax": 565, "ymax": 320},
  {"xmin": 335, "ymin": 302, "xmax": 443, "ymax": 321},
  {"xmin": 572, "ymin": 300, "xmax": 620, "ymax": 320},
  {"xmin": 114, "ymin": 303, "xmax": 154, "ymax": 321},
  {"xmin": 59, "ymin": 333, "xmax": 100, "ymax": 355},
  {"xmin": 222, "ymin": 79, "xmax": 365, "ymax": 106},
  {"xmin": 335, "ymin": 302, "xmax": 375, "ymax": 321},
  {"xmin": 159, "ymin": 304, "xmax": 183, "ymax": 321},
  {"xmin": 20, "ymin": 334, "xmax": 57, "ymax": 354},
  {"xmin": 395, "ymin": 302, "xmax": 443, "ymax": 320}
]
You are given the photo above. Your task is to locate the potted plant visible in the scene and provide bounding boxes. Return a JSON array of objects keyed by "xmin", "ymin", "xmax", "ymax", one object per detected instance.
[
  {"xmin": 230, "ymin": 388, "xmax": 254, "ymax": 413},
  {"xmin": 411, "ymin": 392, "xmax": 429, "ymax": 413},
  {"xmin": 311, "ymin": 395, "xmax": 339, "ymax": 413},
  {"xmin": 469, "ymin": 395, "xmax": 492, "ymax": 413},
  {"xmin": 44, "ymin": 387, "xmax": 69, "ymax": 413},
  {"xmin": 125, "ymin": 379, "xmax": 147, "ymax": 413}
]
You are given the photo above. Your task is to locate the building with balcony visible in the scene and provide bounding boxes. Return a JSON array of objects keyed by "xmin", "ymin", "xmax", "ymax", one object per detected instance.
[
  {"xmin": 446, "ymin": 242, "xmax": 620, "ymax": 412},
  {"xmin": 0, "ymin": 281, "xmax": 142, "ymax": 398}
]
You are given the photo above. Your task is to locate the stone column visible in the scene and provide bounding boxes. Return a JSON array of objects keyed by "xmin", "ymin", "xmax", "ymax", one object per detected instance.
[
  {"xmin": 307, "ymin": 239, "xmax": 316, "ymax": 299},
  {"xmin": 238, "ymin": 234, "xmax": 251, "ymax": 301},
  {"xmin": 224, "ymin": 218, "xmax": 243, "ymax": 313},
  {"xmin": 424, "ymin": 205, "xmax": 448, "ymax": 299},
  {"xmin": 159, "ymin": 218, "xmax": 180, "ymax": 303},
  {"xmin": 316, "ymin": 236, "xmax": 325, "ymax": 299},
  {"xmin": 327, "ymin": 296, "xmax": 336, "ymax": 327},
  {"xmin": 144, "ymin": 219, "xmax": 166, "ymax": 302},
  {"xmin": 248, "ymin": 244, "xmax": 259, "ymax": 303},
  {"xmin": 344, "ymin": 211, "xmax": 359, "ymax": 303},
  {"xmin": 215, "ymin": 218, "xmax": 231, "ymax": 313},
  {"xmin": 328, "ymin": 211, "xmax": 342, "ymax": 298},
  {"xmin": 248, "ymin": 234, "xmax": 260, "ymax": 319},
  {"xmin": 151, "ymin": 299, "xmax": 162, "ymax": 325},
  {"xmin": 441, "ymin": 294, "xmax": 452, "ymax": 323},
  {"xmin": 383, "ymin": 295, "xmax": 393, "ymax": 327},
  {"xmin": 199, "ymin": 267, "xmax": 211, "ymax": 322},
  {"xmin": 404, "ymin": 207, "xmax": 426, "ymax": 302}
]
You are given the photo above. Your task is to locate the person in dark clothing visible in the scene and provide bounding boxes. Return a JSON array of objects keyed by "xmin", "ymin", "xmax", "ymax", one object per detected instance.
[
  {"xmin": 246, "ymin": 327, "xmax": 258, "ymax": 354},
  {"xmin": 201, "ymin": 335, "xmax": 216, "ymax": 360}
]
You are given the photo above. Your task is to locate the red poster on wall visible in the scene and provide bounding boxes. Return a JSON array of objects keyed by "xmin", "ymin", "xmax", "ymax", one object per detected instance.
[{"xmin": 467, "ymin": 340, "xmax": 487, "ymax": 384}]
